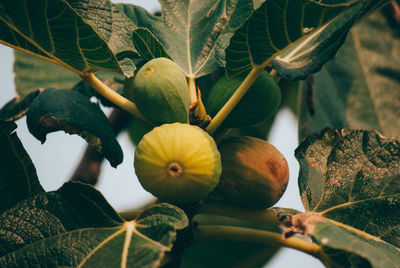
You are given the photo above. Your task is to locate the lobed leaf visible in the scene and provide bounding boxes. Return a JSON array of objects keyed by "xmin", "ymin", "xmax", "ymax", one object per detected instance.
[
  {"xmin": 284, "ymin": 128, "xmax": 400, "ymax": 267},
  {"xmin": 0, "ymin": 181, "xmax": 188, "ymax": 267},
  {"xmin": 298, "ymin": 9, "xmax": 400, "ymax": 139},
  {"xmin": 26, "ymin": 88, "xmax": 123, "ymax": 167},
  {"xmin": 0, "ymin": 0, "xmax": 133, "ymax": 77},
  {"xmin": 117, "ymin": 0, "xmax": 254, "ymax": 78},
  {"xmin": 225, "ymin": 0, "xmax": 390, "ymax": 78},
  {"xmin": 0, "ymin": 121, "xmax": 44, "ymax": 214}
]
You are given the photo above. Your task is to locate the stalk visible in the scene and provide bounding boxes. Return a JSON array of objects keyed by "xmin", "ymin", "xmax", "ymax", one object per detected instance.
[
  {"xmin": 195, "ymin": 225, "xmax": 330, "ymax": 266},
  {"xmin": 188, "ymin": 77, "xmax": 197, "ymax": 104},
  {"xmin": 199, "ymin": 201, "xmax": 281, "ymax": 225},
  {"xmin": 80, "ymin": 73, "xmax": 150, "ymax": 124},
  {"xmin": 205, "ymin": 65, "xmax": 265, "ymax": 135}
]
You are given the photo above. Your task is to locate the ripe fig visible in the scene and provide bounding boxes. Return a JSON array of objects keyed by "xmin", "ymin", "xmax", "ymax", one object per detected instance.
[
  {"xmin": 217, "ymin": 136, "xmax": 289, "ymax": 208},
  {"xmin": 134, "ymin": 123, "xmax": 222, "ymax": 204},
  {"xmin": 205, "ymin": 71, "xmax": 281, "ymax": 128},
  {"xmin": 126, "ymin": 57, "xmax": 190, "ymax": 125}
]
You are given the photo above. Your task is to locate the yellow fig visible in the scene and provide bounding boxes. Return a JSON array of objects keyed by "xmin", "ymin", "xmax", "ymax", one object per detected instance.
[{"xmin": 134, "ymin": 123, "xmax": 221, "ymax": 204}]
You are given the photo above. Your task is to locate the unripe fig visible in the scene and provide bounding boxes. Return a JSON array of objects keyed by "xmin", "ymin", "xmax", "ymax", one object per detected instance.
[
  {"xmin": 134, "ymin": 123, "xmax": 222, "ymax": 204},
  {"xmin": 206, "ymin": 71, "xmax": 281, "ymax": 128},
  {"xmin": 217, "ymin": 136, "xmax": 289, "ymax": 208},
  {"xmin": 126, "ymin": 57, "xmax": 190, "ymax": 125}
]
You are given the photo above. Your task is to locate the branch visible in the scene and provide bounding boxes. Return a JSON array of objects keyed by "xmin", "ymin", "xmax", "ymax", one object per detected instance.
[
  {"xmin": 195, "ymin": 225, "xmax": 330, "ymax": 266},
  {"xmin": 70, "ymin": 108, "xmax": 132, "ymax": 185}
]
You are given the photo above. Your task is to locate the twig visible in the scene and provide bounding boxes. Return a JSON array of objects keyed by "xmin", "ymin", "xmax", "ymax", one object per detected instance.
[{"xmin": 70, "ymin": 108, "xmax": 132, "ymax": 185}]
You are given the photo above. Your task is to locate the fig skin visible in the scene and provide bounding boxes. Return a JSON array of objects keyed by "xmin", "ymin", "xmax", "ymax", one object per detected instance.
[
  {"xmin": 126, "ymin": 57, "xmax": 190, "ymax": 125},
  {"xmin": 217, "ymin": 136, "xmax": 289, "ymax": 209},
  {"xmin": 134, "ymin": 123, "xmax": 222, "ymax": 204},
  {"xmin": 205, "ymin": 71, "xmax": 281, "ymax": 128}
]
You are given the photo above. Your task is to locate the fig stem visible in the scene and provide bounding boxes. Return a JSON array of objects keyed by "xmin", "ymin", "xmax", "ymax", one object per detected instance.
[
  {"xmin": 270, "ymin": 69, "xmax": 281, "ymax": 83},
  {"xmin": 79, "ymin": 73, "xmax": 151, "ymax": 124},
  {"xmin": 188, "ymin": 77, "xmax": 197, "ymax": 104},
  {"xmin": 198, "ymin": 201, "xmax": 281, "ymax": 225},
  {"xmin": 119, "ymin": 209, "xmax": 144, "ymax": 221},
  {"xmin": 205, "ymin": 63, "xmax": 268, "ymax": 135},
  {"xmin": 195, "ymin": 225, "xmax": 329, "ymax": 265}
]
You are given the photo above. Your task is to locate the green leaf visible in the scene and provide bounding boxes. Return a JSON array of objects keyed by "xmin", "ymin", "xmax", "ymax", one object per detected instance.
[
  {"xmin": 26, "ymin": 88, "xmax": 123, "ymax": 167},
  {"xmin": 225, "ymin": 0, "xmax": 389, "ymax": 77},
  {"xmin": 118, "ymin": 0, "xmax": 254, "ymax": 78},
  {"xmin": 0, "ymin": 121, "xmax": 44, "ymax": 214},
  {"xmin": 13, "ymin": 51, "xmax": 80, "ymax": 97},
  {"xmin": 298, "ymin": 10, "xmax": 400, "ymax": 140},
  {"xmin": 132, "ymin": 27, "xmax": 171, "ymax": 61},
  {"xmin": 271, "ymin": 0, "xmax": 389, "ymax": 80},
  {"xmin": 313, "ymin": 221, "xmax": 400, "ymax": 268},
  {"xmin": 283, "ymin": 212, "xmax": 400, "ymax": 267},
  {"xmin": 109, "ymin": 4, "xmax": 141, "ymax": 59},
  {"xmin": 0, "ymin": 90, "xmax": 41, "ymax": 121},
  {"xmin": 0, "ymin": 0, "xmax": 133, "ymax": 77},
  {"xmin": 296, "ymin": 128, "xmax": 400, "ymax": 245},
  {"xmin": 14, "ymin": 50, "xmax": 127, "ymax": 99},
  {"xmin": 288, "ymin": 128, "xmax": 400, "ymax": 266},
  {"xmin": 0, "ymin": 181, "xmax": 188, "ymax": 267}
]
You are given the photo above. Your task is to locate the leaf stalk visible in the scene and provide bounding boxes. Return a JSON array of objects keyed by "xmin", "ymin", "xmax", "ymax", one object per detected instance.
[
  {"xmin": 198, "ymin": 201, "xmax": 281, "ymax": 225},
  {"xmin": 79, "ymin": 73, "xmax": 150, "ymax": 124},
  {"xmin": 188, "ymin": 77, "xmax": 197, "ymax": 104},
  {"xmin": 195, "ymin": 225, "xmax": 329, "ymax": 266},
  {"xmin": 205, "ymin": 64, "xmax": 266, "ymax": 134}
]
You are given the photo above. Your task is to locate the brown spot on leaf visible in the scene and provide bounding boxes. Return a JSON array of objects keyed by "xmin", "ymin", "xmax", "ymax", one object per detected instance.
[
  {"xmin": 282, "ymin": 213, "xmax": 327, "ymax": 238},
  {"xmin": 328, "ymin": 177, "xmax": 341, "ymax": 187}
]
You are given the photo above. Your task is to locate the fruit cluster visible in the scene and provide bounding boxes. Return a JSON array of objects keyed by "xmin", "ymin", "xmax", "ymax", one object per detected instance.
[{"xmin": 126, "ymin": 57, "xmax": 289, "ymax": 209}]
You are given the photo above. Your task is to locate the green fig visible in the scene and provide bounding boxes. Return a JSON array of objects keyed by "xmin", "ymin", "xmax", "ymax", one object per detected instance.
[
  {"xmin": 206, "ymin": 71, "xmax": 281, "ymax": 128},
  {"xmin": 126, "ymin": 57, "xmax": 190, "ymax": 125}
]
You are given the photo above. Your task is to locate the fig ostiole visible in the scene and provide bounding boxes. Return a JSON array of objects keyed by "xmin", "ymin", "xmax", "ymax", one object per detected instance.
[
  {"xmin": 205, "ymin": 71, "xmax": 281, "ymax": 128},
  {"xmin": 134, "ymin": 123, "xmax": 222, "ymax": 204},
  {"xmin": 216, "ymin": 136, "xmax": 289, "ymax": 209},
  {"xmin": 125, "ymin": 57, "xmax": 190, "ymax": 126}
]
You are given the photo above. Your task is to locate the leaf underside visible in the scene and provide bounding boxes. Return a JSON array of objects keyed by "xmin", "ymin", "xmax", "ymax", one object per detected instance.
[
  {"xmin": 286, "ymin": 128, "xmax": 400, "ymax": 267},
  {"xmin": 26, "ymin": 88, "xmax": 123, "ymax": 167}
]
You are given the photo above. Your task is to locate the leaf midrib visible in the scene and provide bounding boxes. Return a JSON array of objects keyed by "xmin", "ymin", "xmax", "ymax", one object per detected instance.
[
  {"xmin": 317, "ymin": 191, "xmax": 400, "ymax": 216},
  {"xmin": 316, "ymin": 220, "xmax": 400, "ymax": 266}
]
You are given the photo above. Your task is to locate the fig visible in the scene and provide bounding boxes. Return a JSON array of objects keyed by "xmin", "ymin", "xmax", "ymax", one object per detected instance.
[
  {"xmin": 134, "ymin": 123, "xmax": 222, "ymax": 204},
  {"xmin": 126, "ymin": 57, "xmax": 190, "ymax": 125},
  {"xmin": 206, "ymin": 71, "xmax": 281, "ymax": 128},
  {"xmin": 217, "ymin": 136, "xmax": 289, "ymax": 208}
]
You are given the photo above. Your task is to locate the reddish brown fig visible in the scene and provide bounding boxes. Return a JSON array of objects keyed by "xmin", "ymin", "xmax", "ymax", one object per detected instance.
[{"xmin": 217, "ymin": 136, "xmax": 289, "ymax": 209}]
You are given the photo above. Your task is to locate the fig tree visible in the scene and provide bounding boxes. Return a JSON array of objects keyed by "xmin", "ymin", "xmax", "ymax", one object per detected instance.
[
  {"xmin": 217, "ymin": 136, "xmax": 289, "ymax": 208},
  {"xmin": 134, "ymin": 123, "xmax": 222, "ymax": 204},
  {"xmin": 206, "ymin": 71, "xmax": 281, "ymax": 128},
  {"xmin": 126, "ymin": 57, "xmax": 190, "ymax": 125}
]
